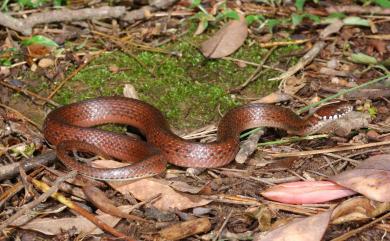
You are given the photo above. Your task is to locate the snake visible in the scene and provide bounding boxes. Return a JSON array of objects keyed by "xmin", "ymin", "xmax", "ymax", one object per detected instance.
[{"xmin": 43, "ymin": 96, "xmax": 352, "ymax": 180}]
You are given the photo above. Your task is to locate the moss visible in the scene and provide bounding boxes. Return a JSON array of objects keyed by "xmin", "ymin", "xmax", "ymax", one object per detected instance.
[{"xmin": 50, "ymin": 33, "xmax": 301, "ymax": 130}]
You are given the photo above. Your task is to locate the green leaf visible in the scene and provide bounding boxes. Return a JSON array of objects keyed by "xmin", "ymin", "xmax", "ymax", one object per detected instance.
[
  {"xmin": 349, "ymin": 53, "xmax": 378, "ymax": 65},
  {"xmin": 245, "ymin": 15, "xmax": 265, "ymax": 25},
  {"xmin": 343, "ymin": 16, "xmax": 370, "ymax": 26},
  {"xmin": 21, "ymin": 35, "xmax": 58, "ymax": 47},
  {"xmin": 266, "ymin": 19, "xmax": 282, "ymax": 32},
  {"xmin": 0, "ymin": 59, "xmax": 11, "ymax": 66},
  {"xmin": 305, "ymin": 13, "xmax": 321, "ymax": 23},
  {"xmin": 291, "ymin": 13, "xmax": 303, "ymax": 26},
  {"xmin": 190, "ymin": 0, "xmax": 201, "ymax": 8},
  {"xmin": 295, "ymin": 0, "xmax": 306, "ymax": 12},
  {"xmin": 368, "ymin": 107, "xmax": 377, "ymax": 118},
  {"xmin": 53, "ymin": 0, "xmax": 65, "ymax": 6},
  {"xmin": 18, "ymin": 0, "xmax": 47, "ymax": 8},
  {"xmin": 375, "ymin": 0, "xmax": 390, "ymax": 8},
  {"xmin": 222, "ymin": 10, "xmax": 239, "ymax": 20}
]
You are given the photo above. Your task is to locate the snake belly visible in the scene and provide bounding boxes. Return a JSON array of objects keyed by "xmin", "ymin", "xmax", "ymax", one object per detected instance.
[{"xmin": 43, "ymin": 96, "xmax": 352, "ymax": 180}]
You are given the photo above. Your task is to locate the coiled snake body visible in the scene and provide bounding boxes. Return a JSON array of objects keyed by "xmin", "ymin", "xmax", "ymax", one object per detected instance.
[{"xmin": 43, "ymin": 97, "xmax": 352, "ymax": 180}]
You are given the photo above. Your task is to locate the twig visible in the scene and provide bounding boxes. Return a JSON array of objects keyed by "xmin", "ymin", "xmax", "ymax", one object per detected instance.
[
  {"xmin": 0, "ymin": 102, "xmax": 41, "ymax": 130},
  {"xmin": 212, "ymin": 210, "xmax": 233, "ymax": 241},
  {"xmin": 0, "ymin": 171, "xmax": 77, "ymax": 232},
  {"xmin": 47, "ymin": 55, "xmax": 96, "ymax": 100},
  {"xmin": 30, "ymin": 176, "xmax": 135, "ymax": 240},
  {"xmin": 297, "ymin": 74, "xmax": 389, "ymax": 114},
  {"xmin": 0, "ymin": 6, "xmax": 126, "ymax": 35},
  {"xmin": 0, "ymin": 151, "xmax": 56, "ymax": 181},
  {"xmin": 267, "ymin": 140, "xmax": 390, "ymax": 158},
  {"xmin": 0, "ymin": 81, "xmax": 59, "ymax": 107},
  {"xmin": 91, "ymin": 30, "xmax": 156, "ymax": 77},
  {"xmin": 330, "ymin": 212, "xmax": 390, "ymax": 241},
  {"xmin": 327, "ymin": 5, "xmax": 390, "ymax": 15},
  {"xmin": 257, "ymin": 134, "xmax": 329, "ymax": 146},
  {"xmin": 0, "ymin": 167, "xmax": 44, "ymax": 208},
  {"xmin": 230, "ymin": 46, "xmax": 277, "ymax": 93}
]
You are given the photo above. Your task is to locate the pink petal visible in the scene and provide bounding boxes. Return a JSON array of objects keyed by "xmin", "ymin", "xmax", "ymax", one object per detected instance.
[{"xmin": 261, "ymin": 181, "xmax": 356, "ymax": 204}]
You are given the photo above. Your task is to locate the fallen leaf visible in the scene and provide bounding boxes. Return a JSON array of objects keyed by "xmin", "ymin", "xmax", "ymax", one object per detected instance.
[
  {"xmin": 158, "ymin": 217, "xmax": 211, "ymax": 240},
  {"xmin": 38, "ymin": 58, "xmax": 54, "ymax": 68},
  {"xmin": 331, "ymin": 196, "xmax": 390, "ymax": 224},
  {"xmin": 12, "ymin": 205, "xmax": 133, "ymax": 235},
  {"xmin": 123, "ymin": 84, "xmax": 139, "ymax": 99},
  {"xmin": 261, "ymin": 181, "xmax": 356, "ymax": 204},
  {"xmin": 330, "ymin": 154, "xmax": 390, "ymax": 202},
  {"xmin": 200, "ymin": 15, "xmax": 248, "ymax": 58},
  {"xmin": 83, "ymin": 185, "xmax": 147, "ymax": 222},
  {"xmin": 282, "ymin": 76, "xmax": 306, "ymax": 95},
  {"xmin": 26, "ymin": 44, "xmax": 52, "ymax": 58},
  {"xmin": 254, "ymin": 91, "xmax": 292, "ymax": 104},
  {"xmin": 92, "ymin": 160, "xmax": 211, "ymax": 210},
  {"xmin": 168, "ymin": 180, "xmax": 212, "ymax": 194},
  {"xmin": 109, "ymin": 177, "xmax": 211, "ymax": 211},
  {"xmin": 254, "ymin": 209, "xmax": 332, "ymax": 241}
]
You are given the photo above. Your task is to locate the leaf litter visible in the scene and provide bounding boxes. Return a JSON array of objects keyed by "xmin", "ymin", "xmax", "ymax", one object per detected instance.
[{"xmin": 1, "ymin": 0, "xmax": 390, "ymax": 240}]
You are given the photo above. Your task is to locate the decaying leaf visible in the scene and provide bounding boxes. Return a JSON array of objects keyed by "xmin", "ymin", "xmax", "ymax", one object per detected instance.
[
  {"xmin": 254, "ymin": 210, "xmax": 332, "ymax": 241},
  {"xmin": 123, "ymin": 84, "xmax": 139, "ymax": 99},
  {"xmin": 158, "ymin": 217, "xmax": 211, "ymax": 240},
  {"xmin": 108, "ymin": 177, "xmax": 211, "ymax": 211},
  {"xmin": 91, "ymin": 160, "xmax": 210, "ymax": 210},
  {"xmin": 200, "ymin": 15, "xmax": 248, "ymax": 58},
  {"xmin": 12, "ymin": 205, "xmax": 134, "ymax": 235},
  {"xmin": 83, "ymin": 185, "xmax": 147, "ymax": 222},
  {"xmin": 331, "ymin": 196, "xmax": 390, "ymax": 224},
  {"xmin": 330, "ymin": 154, "xmax": 390, "ymax": 202},
  {"xmin": 168, "ymin": 180, "xmax": 212, "ymax": 194},
  {"xmin": 254, "ymin": 91, "xmax": 292, "ymax": 104}
]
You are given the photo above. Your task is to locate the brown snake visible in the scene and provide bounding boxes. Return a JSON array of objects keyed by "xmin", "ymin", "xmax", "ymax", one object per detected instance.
[{"xmin": 43, "ymin": 96, "xmax": 352, "ymax": 180}]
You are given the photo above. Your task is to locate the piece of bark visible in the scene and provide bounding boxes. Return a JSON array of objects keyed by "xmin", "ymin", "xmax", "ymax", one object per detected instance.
[
  {"xmin": 0, "ymin": 151, "xmax": 56, "ymax": 181},
  {"xmin": 0, "ymin": 6, "xmax": 126, "ymax": 35}
]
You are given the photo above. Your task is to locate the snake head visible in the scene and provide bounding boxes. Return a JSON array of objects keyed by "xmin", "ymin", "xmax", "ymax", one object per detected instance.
[{"xmin": 305, "ymin": 102, "xmax": 353, "ymax": 134}]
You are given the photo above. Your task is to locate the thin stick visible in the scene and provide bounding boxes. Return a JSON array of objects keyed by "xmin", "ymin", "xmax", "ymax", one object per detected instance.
[
  {"xmin": 267, "ymin": 140, "xmax": 390, "ymax": 158},
  {"xmin": 31, "ymin": 177, "xmax": 135, "ymax": 240},
  {"xmin": 212, "ymin": 210, "xmax": 233, "ymax": 241},
  {"xmin": 330, "ymin": 212, "xmax": 390, "ymax": 241},
  {"xmin": 0, "ymin": 171, "xmax": 77, "ymax": 232},
  {"xmin": 297, "ymin": 74, "xmax": 389, "ymax": 114},
  {"xmin": 0, "ymin": 81, "xmax": 59, "ymax": 107},
  {"xmin": 0, "ymin": 103, "xmax": 41, "ymax": 130},
  {"xmin": 231, "ymin": 46, "xmax": 277, "ymax": 92},
  {"xmin": 47, "ymin": 56, "xmax": 96, "ymax": 100}
]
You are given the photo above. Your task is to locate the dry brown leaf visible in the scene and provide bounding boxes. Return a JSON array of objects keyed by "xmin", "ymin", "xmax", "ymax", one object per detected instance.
[
  {"xmin": 200, "ymin": 15, "xmax": 248, "ymax": 58},
  {"xmin": 109, "ymin": 177, "xmax": 211, "ymax": 211},
  {"xmin": 168, "ymin": 180, "xmax": 212, "ymax": 194},
  {"xmin": 92, "ymin": 160, "xmax": 210, "ymax": 210},
  {"xmin": 254, "ymin": 91, "xmax": 292, "ymax": 104},
  {"xmin": 158, "ymin": 217, "xmax": 211, "ymax": 240},
  {"xmin": 83, "ymin": 185, "xmax": 147, "ymax": 222},
  {"xmin": 330, "ymin": 154, "xmax": 390, "ymax": 202},
  {"xmin": 331, "ymin": 196, "xmax": 390, "ymax": 224},
  {"xmin": 254, "ymin": 210, "xmax": 332, "ymax": 241},
  {"xmin": 123, "ymin": 84, "xmax": 139, "ymax": 99},
  {"xmin": 12, "ymin": 205, "xmax": 133, "ymax": 235},
  {"xmin": 283, "ymin": 76, "xmax": 306, "ymax": 95}
]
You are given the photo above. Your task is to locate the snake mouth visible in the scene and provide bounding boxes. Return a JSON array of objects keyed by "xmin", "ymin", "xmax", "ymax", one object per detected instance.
[
  {"xmin": 306, "ymin": 102, "xmax": 353, "ymax": 134},
  {"xmin": 318, "ymin": 105, "xmax": 353, "ymax": 121}
]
